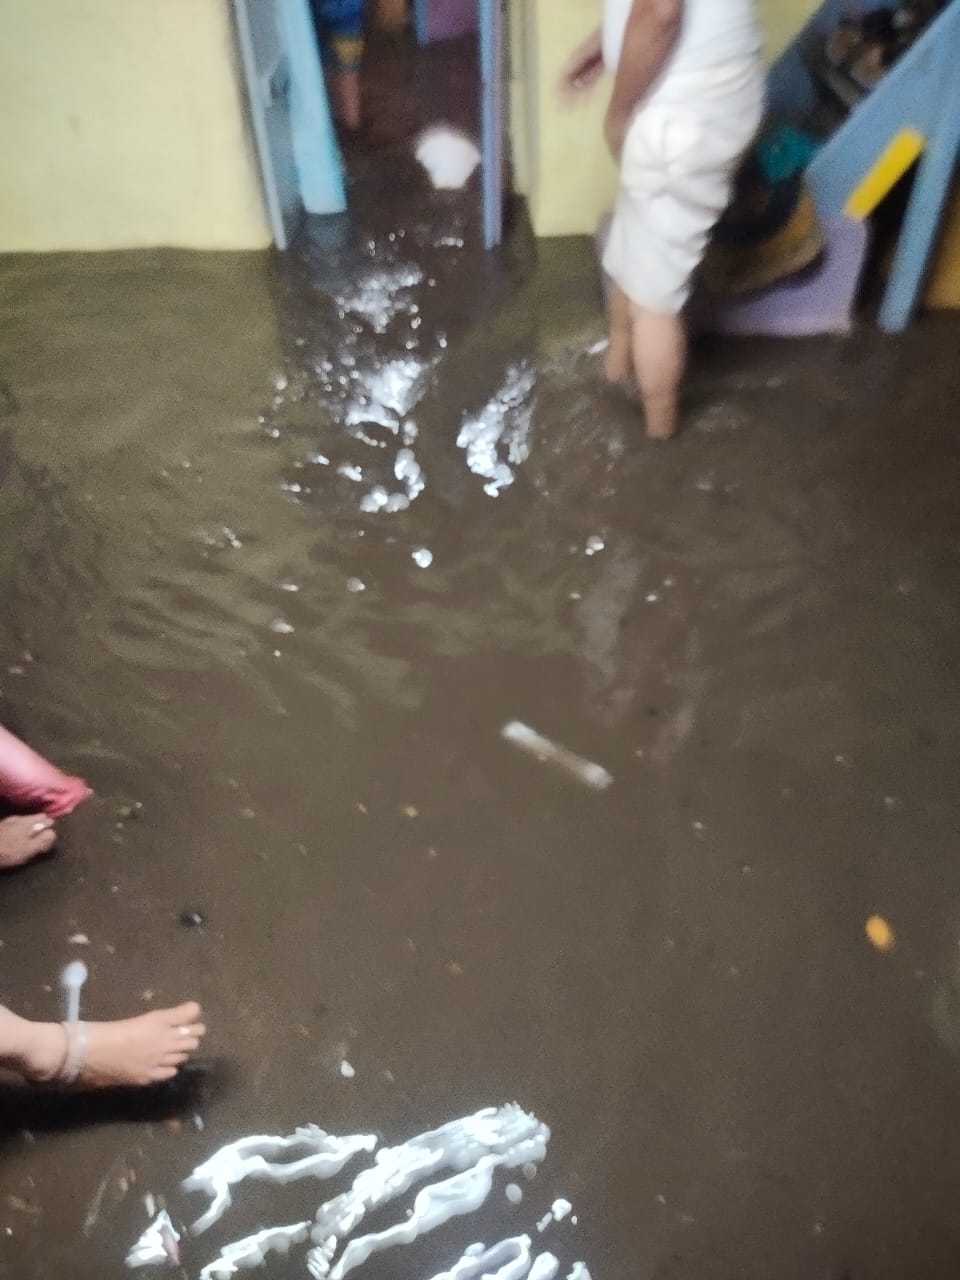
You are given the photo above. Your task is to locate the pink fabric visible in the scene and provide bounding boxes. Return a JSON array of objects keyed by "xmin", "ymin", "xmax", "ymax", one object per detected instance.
[{"xmin": 0, "ymin": 723, "xmax": 93, "ymax": 816}]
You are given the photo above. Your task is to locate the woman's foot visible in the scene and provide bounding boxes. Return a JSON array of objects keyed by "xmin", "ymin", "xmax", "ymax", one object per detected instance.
[
  {"xmin": 22, "ymin": 1003, "xmax": 206, "ymax": 1087},
  {"xmin": 0, "ymin": 814, "xmax": 56, "ymax": 868}
]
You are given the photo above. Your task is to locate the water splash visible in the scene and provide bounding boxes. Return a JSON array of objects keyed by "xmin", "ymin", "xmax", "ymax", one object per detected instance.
[
  {"xmin": 334, "ymin": 264, "xmax": 424, "ymax": 334},
  {"xmin": 457, "ymin": 364, "xmax": 536, "ymax": 497}
]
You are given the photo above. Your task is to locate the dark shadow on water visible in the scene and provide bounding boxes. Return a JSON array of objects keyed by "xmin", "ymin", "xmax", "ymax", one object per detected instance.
[{"xmin": 0, "ymin": 1059, "xmax": 230, "ymax": 1140}]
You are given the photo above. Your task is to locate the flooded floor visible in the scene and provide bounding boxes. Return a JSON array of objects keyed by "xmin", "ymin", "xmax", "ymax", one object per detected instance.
[{"xmin": 3, "ymin": 29, "xmax": 960, "ymax": 1280}]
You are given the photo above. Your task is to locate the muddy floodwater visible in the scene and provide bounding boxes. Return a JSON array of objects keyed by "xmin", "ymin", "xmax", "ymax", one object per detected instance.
[{"xmin": 2, "ymin": 33, "xmax": 960, "ymax": 1280}]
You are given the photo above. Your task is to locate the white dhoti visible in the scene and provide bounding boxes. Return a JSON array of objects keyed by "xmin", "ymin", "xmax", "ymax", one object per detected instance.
[{"xmin": 602, "ymin": 60, "xmax": 766, "ymax": 315}]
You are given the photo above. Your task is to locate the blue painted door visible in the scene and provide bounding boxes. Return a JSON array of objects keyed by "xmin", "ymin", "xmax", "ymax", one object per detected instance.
[{"xmin": 233, "ymin": 0, "xmax": 302, "ymax": 249}]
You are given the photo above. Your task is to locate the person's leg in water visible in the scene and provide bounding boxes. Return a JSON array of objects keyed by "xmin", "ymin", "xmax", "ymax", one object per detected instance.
[
  {"xmin": 628, "ymin": 302, "xmax": 687, "ymax": 441},
  {"xmin": 0, "ymin": 815, "xmax": 56, "ymax": 869},
  {"xmin": 602, "ymin": 281, "xmax": 686, "ymax": 440},
  {"xmin": 317, "ymin": 0, "xmax": 365, "ymax": 130},
  {"xmin": 0, "ymin": 1002, "xmax": 206, "ymax": 1088},
  {"xmin": 604, "ymin": 280, "xmax": 634, "ymax": 387}
]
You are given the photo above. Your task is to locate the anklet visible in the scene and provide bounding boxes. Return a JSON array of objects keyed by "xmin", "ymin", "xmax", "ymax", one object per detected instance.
[{"xmin": 59, "ymin": 1021, "xmax": 88, "ymax": 1085}]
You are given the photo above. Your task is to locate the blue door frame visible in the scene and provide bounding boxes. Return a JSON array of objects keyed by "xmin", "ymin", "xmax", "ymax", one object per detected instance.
[
  {"xmin": 242, "ymin": 0, "xmax": 505, "ymax": 250},
  {"xmin": 479, "ymin": 0, "xmax": 505, "ymax": 249},
  {"xmin": 415, "ymin": 0, "xmax": 505, "ymax": 249}
]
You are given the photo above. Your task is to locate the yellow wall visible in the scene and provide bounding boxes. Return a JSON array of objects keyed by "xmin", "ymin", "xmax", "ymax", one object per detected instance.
[
  {"xmin": 514, "ymin": 0, "xmax": 822, "ymax": 238},
  {"xmin": 0, "ymin": 0, "xmax": 271, "ymax": 252}
]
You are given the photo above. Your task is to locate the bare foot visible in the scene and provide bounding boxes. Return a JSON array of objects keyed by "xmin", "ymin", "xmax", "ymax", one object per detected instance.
[
  {"xmin": 23, "ymin": 1003, "xmax": 205, "ymax": 1087},
  {"xmin": 0, "ymin": 814, "xmax": 56, "ymax": 869}
]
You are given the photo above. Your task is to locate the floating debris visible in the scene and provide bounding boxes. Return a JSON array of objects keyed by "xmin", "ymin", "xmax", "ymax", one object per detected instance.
[
  {"xmin": 501, "ymin": 722, "xmax": 613, "ymax": 791},
  {"xmin": 505, "ymin": 1183, "xmax": 523, "ymax": 1205},
  {"xmin": 415, "ymin": 125, "xmax": 481, "ymax": 190},
  {"xmin": 68, "ymin": 933, "xmax": 90, "ymax": 946},
  {"xmin": 339, "ymin": 1060, "xmax": 356, "ymax": 1080},
  {"xmin": 866, "ymin": 915, "xmax": 895, "ymax": 952},
  {"xmin": 179, "ymin": 910, "xmax": 206, "ymax": 929},
  {"xmin": 346, "ymin": 578, "xmax": 366, "ymax": 594},
  {"xmin": 584, "ymin": 536, "xmax": 604, "ymax": 556},
  {"xmin": 125, "ymin": 1210, "xmax": 181, "ymax": 1269},
  {"xmin": 269, "ymin": 619, "xmax": 295, "ymax": 635},
  {"xmin": 412, "ymin": 548, "xmax": 433, "ymax": 568}
]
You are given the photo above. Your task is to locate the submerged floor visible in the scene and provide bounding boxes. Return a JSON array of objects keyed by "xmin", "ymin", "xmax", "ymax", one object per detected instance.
[{"xmin": 2, "ymin": 31, "xmax": 960, "ymax": 1280}]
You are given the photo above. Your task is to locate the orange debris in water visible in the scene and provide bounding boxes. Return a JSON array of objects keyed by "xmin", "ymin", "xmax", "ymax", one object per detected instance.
[{"xmin": 865, "ymin": 915, "xmax": 895, "ymax": 951}]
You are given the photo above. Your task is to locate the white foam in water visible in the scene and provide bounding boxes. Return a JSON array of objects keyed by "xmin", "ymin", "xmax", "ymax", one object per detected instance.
[
  {"xmin": 307, "ymin": 1105, "xmax": 549, "ymax": 1278},
  {"xmin": 335, "ymin": 265, "xmax": 424, "ymax": 334},
  {"xmin": 359, "ymin": 447, "xmax": 425, "ymax": 515},
  {"xmin": 183, "ymin": 1128, "xmax": 377, "ymax": 1234},
  {"xmin": 425, "ymin": 1237, "xmax": 534, "ymax": 1280},
  {"xmin": 360, "ymin": 485, "xmax": 390, "ymax": 513},
  {"xmin": 415, "ymin": 126, "xmax": 481, "ymax": 190},
  {"xmin": 198, "ymin": 1223, "xmax": 310, "ymax": 1280},
  {"xmin": 125, "ymin": 1211, "xmax": 180, "ymax": 1269},
  {"xmin": 501, "ymin": 722, "xmax": 613, "ymax": 792},
  {"xmin": 457, "ymin": 364, "xmax": 536, "ymax": 497},
  {"xmin": 551, "ymin": 1199, "xmax": 573, "ymax": 1222},
  {"xmin": 136, "ymin": 1105, "xmax": 593, "ymax": 1280},
  {"xmin": 394, "ymin": 448, "xmax": 425, "ymax": 500},
  {"xmin": 344, "ymin": 358, "xmax": 429, "ymax": 429}
]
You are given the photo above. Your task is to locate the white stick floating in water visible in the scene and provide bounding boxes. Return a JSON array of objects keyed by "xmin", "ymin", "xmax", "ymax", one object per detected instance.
[
  {"xmin": 60, "ymin": 960, "xmax": 88, "ymax": 1023},
  {"xmin": 501, "ymin": 722, "xmax": 613, "ymax": 791}
]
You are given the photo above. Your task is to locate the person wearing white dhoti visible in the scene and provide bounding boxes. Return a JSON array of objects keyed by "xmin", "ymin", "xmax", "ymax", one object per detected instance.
[{"xmin": 562, "ymin": 0, "xmax": 765, "ymax": 438}]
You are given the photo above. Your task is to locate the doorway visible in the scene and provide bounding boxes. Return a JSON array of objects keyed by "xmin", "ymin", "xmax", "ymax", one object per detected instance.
[{"xmin": 233, "ymin": 0, "xmax": 508, "ymax": 250}]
